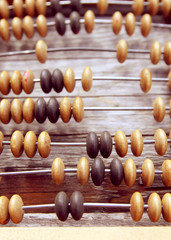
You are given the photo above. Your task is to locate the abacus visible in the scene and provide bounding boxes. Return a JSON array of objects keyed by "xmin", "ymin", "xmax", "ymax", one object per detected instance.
[{"xmin": 0, "ymin": 0, "xmax": 171, "ymax": 238}]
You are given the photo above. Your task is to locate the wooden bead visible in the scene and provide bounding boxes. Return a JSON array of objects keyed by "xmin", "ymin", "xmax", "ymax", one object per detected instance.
[
  {"xmin": 164, "ymin": 41, "xmax": 171, "ymax": 65},
  {"xmin": 112, "ymin": 11, "xmax": 122, "ymax": 35},
  {"xmin": 130, "ymin": 192, "xmax": 144, "ymax": 221},
  {"xmin": 131, "ymin": 130, "xmax": 143, "ymax": 156},
  {"xmin": 13, "ymin": 0, "xmax": 23, "ymax": 18},
  {"xmin": 0, "ymin": 19, "xmax": 10, "ymax": 42},
  {"xmin": 100, "ymin": 131, "xmax": 112, "ymax": 158},
  {"xmin": 148, "ymin": 193, "xmax": 161, "ymax": 222},
  {"xmin": 70, "ymin": 11, "xmax": 81, "ymax": 34},
  {"xmin": 110, "ymin": 159, "xmax": 124, "ymax": 186},
  {"xmin": 150, "ymin": 41, "xmax": 161, "ymax": 65},
  {"xmin": 114, "ymin": 130, "xmax": 128, "ymax": 157},
  {"xmin": 38, "ymin": 131, "xmax": 51, "ymax": 158},
  {"xmin": 64, "ymin": 68, "xmax": 75, "ymax": 92},
  {"xmin": 81, "ymin": 66, "xmax": 93, "ymax": 91},
  {"xmin": 50, "ymin": 0, "xmax": 61, "ymax": 15},
  {"xmin": 72, "ymin": 97, "xmax": 84, "ymax": 123},
  {"xmin": 161, "ymin": 0, "xmax": 171, "ymax": 17},
  {"xmin": 0, "ymin": 71, "xmax": 10, "ymax": 95},
  {"xmin": 0, "ymin": 0, "xmax": 9, "ymax": 19},
  {"xmin": 132, "ymin": 0, "xmax": 144, "ymax": 15},
  {"xmin": 153, "ymin": 97, "xmax": 165, "ymax": 122},
  {"xmin": 35, "ymin": 40, "xmax": 47, "ymax": 63},
  {"xmin": 71, "ymin": 0, "xmax": 81, "ymax": 12},
  {"xmin": 12, "ymin": 17, "xmax": 23, "ymax": 40},
  {"xmin": 22, "ymin": 70, "xmax": 34, "ymax": 94},
  {"xmin": 86, "ymin": 132, "xmax": 99, "ymax": 159},
  {"xmin": 60, "ymin": 97, "xmax": 72, "ymax": 123},
  {"xmin": 0, "ymin": 131, "xmax": 4, "ymax": 154},
  {"xmin": 40, "ymin": 69, "xmax": 52, "ymax": 93},
  {"xmin": 36, "ymin": 14, "xmax": 47, "ymax": 37},
  {"xmin": 25, "ymin": 0, "xmax": 35, "ymax": 17},
  {"xmin": 77, "ymin": 157, "xmax": 90, "ymax": 185},
  {"xmin": 141, "ymin": 159, "xmax": 155, "ymax": 187},
  {"xmin": 162, "ymin": 193, "xmax": 171, "ymax": 222},
  {"xmin": 97, "ymin": 0, "xmax": 108, "ymax": 15},
  {"xmin": 35, "ymin": 97, "xmax": 47, "ymax": 123},
  {"xmin": 140, "ymin": 14, "xmax": 152, "ymax": 37},
  {"xmin": 47, "ymin": 97, "xmax": 60, "ymax": 123},
  {"xmin": 70, "ymin": 191, "xmax": 84, "ymax": 220},
  {"xmin": 11, "ymin": 99, "xmax": 23, "ymax": 124},
  {"xmin": 154, "ymin": 129, "xmax": 167, "ymax": 156},
  {"xmin": 0, "ymin": 99, "xmax": 11, "ymax": 124},
  {"xmin": 0, "ymin": 196, "xmax": 9, "ymax": 225},
  {"xmin": 52, "ymin": 68, "xmax": 64, "ymax": 92},
  {"xmin": 140, "ymin": 68, "xmax": 152, "ymax": 93},
  {"xmin": 161, "ymin": 159, "xmax": 171, "ymax": 187},
  {"xmin": 23, "ymin": 98, "xmax": 35, "ymax": 123},
  {"xmin": 148, "ymin": 0, "xmax": 159, "ymax": 16},
  {"xmin": 91, "ymin": 157, "xmax": 105, "ymax": 186},
  {"xmin": 9, "ymin": 194, "xmax": 24, "ymax": 224},
  {"xmin": 124, "ymin": 158, "xmax": 136, "ymax": 187},
  {"xmin": 23, "ymin": 16, "xmax": 34, "ymax": 39},
  {"xmin": 84, "ymin": 10, "xmax": 95, "ymax": 34},
  {"xmin": 11, "ymin": 71, "xmax": 22, "ymax": 94},
  {"xmin": 10, "ymin": 130, "xmax": 24, "ymax": 157},
  {"xmin": 55, "ymin": 13, "xmax": 66, "ymax": 36},
  {"xmin": 125, "ymin": 12, "xmax": 136, "ymax": 36},
  {"xmin": 168, "ymin": 71, "xmax": 171, "ymax": 91},
  {"xmin": 55, "ymin": 192, "xmax": 69, "ymax": 221},
  {"xmin": 36, "ymin": 0, "xmax": 47, "ymax": 15},
  {"xmin": 117, "ymin": 39, "xmax": 128, "ymax": 63},
  {"xmin": 24, "ymin": 131, "xmax": 37, "ymax": 158},
  {"xmin": 52, "ymin": 158, "xmax": 65, "ymax": 185}
]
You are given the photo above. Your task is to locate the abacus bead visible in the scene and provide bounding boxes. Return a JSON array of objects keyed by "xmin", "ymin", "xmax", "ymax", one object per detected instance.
[
  {"xmin": 112, "ymin": 11, "xmax": 122, "ymax": 35},
  {"xmin": 110, "ymin": 159, "xmax": 124, "ymax": 186},
  {"xmin": 162, "ymin": 193, "xmax": 171, "ymax": 222},
  {"xmin": 23, "ymin": 98, "xmax": 35, "ymax": 123},
  {"xmin": 114, "ymin": 130, "xmax": 128, "ymax": 157},
  {"xmin": 84, "ymin": 10, "xmax": 95, "ymax": 34},
  {"xmin": 25, "ymin": 0, "xmax": 35, "ymax": 17},
  {"xmin": 164, "ymin": 42, "xmax": 171, "ymax": 65},
  {"xmin": 117, "ymin": 39, "xmax": 128, "ymax": 63},
  {"xmin": 86, "ymin": 132, "xmax": 99, "ymax": 158},
  {"xmin": 132, "ymin": 0, "xmax": 144, "ymax": 15},
  {"xmin": 0, "ymin": 131, "xmax": 4, "ymax": 154},
  {"xmin": 13, "ymin": 0, "xmax": 23, "ymax": 18},
  {"xmin": 35, "ymin": 40, "xmax": 47, "ymax": 63},
  {"xmin": 40, "ymin": 69, "xmax": 52, "ymax": 93},
  {"xmin": 24, "ymin": 131, "xmax": 37, "ymax": 158},
  {"xmin": 97, "ymin": 0, "xmax": 108, "ymax": 15},
  {"xmin": 81, "ymin": 66, "xmax": 93, "ymax": 91},
  {"xmin": 37, "ymin": 131, "xmax": 51, "ymax": 158},
  {"xmin": 168, "ymin": 71, "xmax": 171, "ymax": 91},
  {"xmin": 140, "ymin": 14, "xmax": 152, "ymax": 37},
  {"xmin": 36, "ymin": 14, "xmax": 47, "ymax": 37},
  {"xmin": 70, "ymin": 191, "xmax": 84, "ymax": 221},
  {"xmin": 0, "ymin": 71, "xmax": 10, "ymax": 95},
  {"xmin": 130, "ymin": 192, "xmax": 144, "ymax": 221},
  {"xmin": 60, "ymin": 97, "xmax": 72, "ymax": 123},
  {"xmin": 148, "ymin": 0, "xmax": 159, "ymax": 16},
  {"xmin": 91, "ymin": 157, "xmax": 105, "ymax": 186},
  {"xmin": 50, "ymin": 0, "xmax": 61, "ymax": 15},
  {"xmin": 148, "ymin": 193, "xmax": 161, "ymax": 222},
  {"xmin": 11, "ymin": 99, "xmax": 23, "ymax": 124},
  {"xmin": 140, "ymin": 68, "xmax": 152, "ymax": 93},
  {"xmin": 0, "ymin": 0, "xmax": 9, "ymax": 19},
  {"xmin": 161, "ymin": 0, "xmax": 171, "ymax": 17},
  {"xmin": 47, "ymin": 97, "xmax": 60, "ymax": 123},
  {"xmin": 64, "ymin": 68, "xmax": 75, "ymax": 93},
  {"xmin": 72, "ymin": 97, "xmax": 84, "ymax": 123},
  {"xmin": 9, "ymin": 194, "xmax": 24, "ymax": 224},
  {"xmin": 0, "ymin": 196, "xmax": 9, "ymax": 225},
  {"xmin": 0, "ymin": 99, "xmax": 11, "ymax": 124},
  {"xmin": 125, "ymin": 13, "xmax": 136, "ymax": 36},
  {"xmin": 52, "ymin": 68, "xmax": 64, "ymax": 93},
  {"xmin": 0, "ymin": 19, "xmax": 10, "ymax": 42},
  {"xmin": 35, "ymin": 0, "xmax": 46, "ymax": 15},
  {"xmin": 35, "ymin": 98, "xmax": 47, "ymax": 123},
  {"xmin": 10, "ymin": 130, "xmax": 24, "ymax": 157},
  {"xmin": 70, "ymin": 11, "xmax": 81, "ymax": 34},
  {"xmin": 23, "ymin": 16, "xmax": 34, "ymax": 39},
  {"xmin": 131, "ymin": 130, "xmax": 143, "ymax": 156},
  {"xmin": 124, "ymin": 158, "xmax": 136, "ymax": 187},
  {"xmin": 153, "ymin": 97, "xmax": 165, "ymax": 122},
  {"xmin": 150, "ymin": 41, "xmax": 161, "ymax": 65},
  {"xmin": 71, "ymin": 0, "xmax": 81, "ymax": 12},
  {"xmin": 12, "ymin": 17, "xmax": 23, "ymax": 40},
  {"xmin": 55, "ymin": 13, "xmax": 66, "ymax": 36},
  {"xmin": 55, "ymin": 192, "xmax": 69, "ymax": 221},
  {"xmin": 77, "ymin": 157, "xmax": 90, "ymax": 185},
  {"xmin": 22, "ymin": 70, "xmax": 34, "ymax": 94},
  {"xmin": 52, "ymin": 158, "xmax": 65, "ymax": 185},
  {"xmin": 100, "ymin": 131, "xmax": 112, "ymax": 158},
  {"xmin": 154, "ymin": 129, "xmax": 167, "ymax": 156},
  {"xmin": 141, "ymin": 159, "xmax": 155, "ymax": 187},
  {"xmin": 161, "ymin": 159, "xmax": 171, "ymax": 187},
  {"xmin": 11, "ymin": 71, "xmax": 22, "ymax": 94}
]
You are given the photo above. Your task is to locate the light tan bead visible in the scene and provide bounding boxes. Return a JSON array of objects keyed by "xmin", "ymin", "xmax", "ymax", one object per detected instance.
[
  {"xmin": 11, "ymin": 71, "xmax": 22, "ymax": 94},
  {"xmin": 0, "ymin": 0, "xmax": 9, "ymax": 19},
  {"xmin": 131, "ymin": 130, "xmax": 143, "ymax": 156},
  {"xmin": 0, "ymin": 71, "xmax": 10, "ymax": 95},
  {"xmin": 150, "ymin": 41, "xmax": 161, "ymax": 65},
  {"xmin": 60, "ymin": 97, "xmax": 72, "ymax": 123},
  {"xmin": 10, "ymin": 130, "xmax": 24, "ymax": 157},
  {"xmin": 51, "ymin": 158, "xmax": 65, "ymax": 185},
  {"xmin": 0, "ymin": 99, "xmax": 11, "ymax": 124},
  {"xmin": 124, "ymin": 158, "xmax": 136, "ymax": 187},
  {"xmin": 12, "ymin": 17, "xmax": 23, "ymax": 40},
  {"xmin": 0, "ymin": 196, "xmax": 9, "ymax": 225},
  {"xmin": 140, "ymin": 68, "xmax": 152, "ymax": 93},
  {"xmin": 168, "ymin": 71, "xmax": 171, "ymax": 91},
  {"xmin": 35, "ymin": 40, "xmax": 47, "ymax": 63},
  {"xmin": 72, "ymin": 97, "xmax": 84, "ymax": 123},
  {"xmin": 81, "ymin": 66, "xmax": 93, "ymax": 91},
  {"xmin": 9, "ymin": 194, "xmax": 24, "ymax": 224},
  {"xmin": 148, "ymin": 0, "xmax": 159, "ymax": 16},
  {"xmin": 25, "ymin": 0, "xmax": 35, "ymax": 16},
  {"xmin": 22, "ymin": 70, "xmax": 34, "ymax": 94},
  {"xmin": 36, "ymin": 14, "xmax": 47, "ymax": 37},
  {"xmin": 161, "ymin": 0, "xmax": 171, "ymax": 17},
  {"xmin": 11, "ymin": 99, "xmax": 23, "ymax": 124},
  {"xmin": 153, "ymin": 97, "xmax": 165, "ymax": 122},
  {"xmin": 132, "ymin": 0, "xmax": 144, "ymax": 15},
  {"xmin": 164, "ymin": 41, "xmax": 171, "ymax": 65},
  {"xmin": 13, "ymin": 0, "xmax": 24, "ymax": 18},
  {"xmin": 24, "ymin": 131, "xmax": 37, "ymax": 158},
  {"xmin": 140, "ymin": 14, "xmax": 152, "ymax": 37},
  {"xmin": 141, "ymin": 159, "xmax": 155, "ymax": 187},
  {"xmin": 116, "ymin": 39, "xmax": 128, "ymax": 63},
  {"xmin": 37, "ymin": 131, "xmax": 51, "ymax": 158},
  {"xmin": 97, "ymin": 0, "xmax": 108, "ymax": 15},
  {"xmin": 35, "ymin": 0, "xmax": 47, "ymax": 15},
  {"xmin": 125, "ymin": 12, "xmax": 136, "ymax": 36},
  {"xmin": 162, "ymin": 193, "xmax": 171, "ymax": 222},
  {"xmin": 84, "ymin": 10, "xmax": 95, "ymax": 34},
  {"xmin": 0, "ymin": 19, "xmax": 10, "ymax": 42},
  {"xmin": 148, "ymin": 193, "xmax": 161, "ymax": 222},
  {"xmin": 130, "ymin": 192, "xmax": 144, "ymax": 221},
  {"xmin": 23, "ymin": 16, "xmax": 34, "ymax": 39},
  {"xmin": 64, "ymin": 68, "xmax": 75, "ymax": 93},
  {"xmin": 0, "ymin": 131, "xmax": 4, "ymax": 154},
  {"xmin": 154, "ymin": 129, "xmax": 167, "ymax": 156},
  {"xmin": 23, "ymin": 98, "xmax": 35, "ymax": 123},
  {"xmin": 161, "ymin": 159, "xmax": 171, "ymax": 187},
  {"xmin": 77, "ymin": 157, "xmax": 90, "ymax": 185},
  {"xmin": 114, "ymin": 130, "xmax": 128, "ymax": 157},
  {"xmin": 112, "ymin": 11, "xmax": 122, "ymax": 35}
]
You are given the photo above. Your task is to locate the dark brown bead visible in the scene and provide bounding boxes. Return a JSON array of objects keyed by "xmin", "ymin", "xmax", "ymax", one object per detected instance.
[
  {"xmin": 50, "ymin": 0, "xmax": 61, "ymax": 15},
  {"xmin": 110, "ymin": 159, "xmax": 124, "ymax": 186},
  {"xmin": 47, "ymin": 97, "xmax": 60, "ymax": 123},
  {"xmin": 52, "ymin": 68, "xmax": 64, "ymax": 93},
  {"xmin": 70, "ymin": 11, "xmax": 80, "ymax": 34},
  {"xmin": 91, "ymin": 157, "xmax": 105, "ymax": 186},
  {"xmin": 55, "ymin": 192, "xmax": 69, "ymax": 221},
  {"xmin": 86, "ymin": 132, "xmax": 99, "ymax": 159},
  {"xmin": 40, "ymin": 69, "xmax": 52, "ymax": 93},
  {"xmin": 70, "ymin": 191, "xmax": 84, "ymax": 221},
  {"xmin": 55, "ymin": 13, "xmax": 66, "ymax": 36},
  {"xmin": 100, "ymin": 131, "xmax": 112, "ymax": 158},
  {"xmin": 71, "ymin": 0, "xmax": 81, "ymax": 12},
  {"xmin": 35, "ymin": 98, "xmax": 47, "ymax": 123}
]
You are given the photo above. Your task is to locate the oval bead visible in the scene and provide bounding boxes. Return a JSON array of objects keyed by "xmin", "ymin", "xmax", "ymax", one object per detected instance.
[
  {"xmin": 86, "ymin": 132, "xmax": 99, "ymax": 158},
  {"xmin": 0, "ymin": 196, "xmax": 9, "ymax": 225},
  {"xmin": 0, "ymin": 99, "xmax": 11, "ymax": 124},
  {"xmin": 150, "ymin": 41, "xmax": 161, "ymax": 65},
  {"xmin": 125, "ymin": 12, "xmax": 136, "ymax": 36},
  {"xmin": 153, "ymin": 97, "xmax": 165, "ymax": 122},
  {"xmin": 91, "ymin": 157, "xmax": 105, "ymax": 186},
  {"xmin": 148, "ymin": 0, "xmax": 159, "ymax": 16},
  {"xmin": 132, "ymin": 0, "xmax": 144, "ymax": 15},
  {"xmin": 97, "ymin": 0, "xmax": 108, "ymax": 15},
  {"xmin": 124, "ymin": 158, "xmax": 136, "ymax": 187},
  {"xmin": 10, "ymin": 130, "xmax": 24, "ymax": 157},
  {"xmin": 12, "ymin": 17, "xmax": 23, "ymax": 40},
  {"xmin": 0, "ymin": 131, "xmax": 4, "ymax": 154},
  {"xmin": 55, "ymin": 192, "xmax": 69, "ymax": 221},
  {"xmin": 0, "ymin": 71, "xmax": 10, "ymax": 95},
  {"xmin": 168, "ymin": 71, "xmax": 171, "ymax": 91},
  {"xmin": 11, "ymin": 71, "xmax": 22, "ymax": 95},
  {"xmin": 52, "ymin": 158, "xmax": 65, "ymax": 186},
  {"xmin": 110, "ymin": 159, "xmax": 124, "ymax": 186},
  {"xmin": 22, "ymin": 70, "xmax": 34, "ymax": 94},
  {"xmin": 140, "ymin": 14, "xmax": 152, "ymax": 37},
  {"xmin": 25, "ymin": 0, "xmax": 35, "ymax": 16},
  {"xmin": 52, "ymin": 68, "xmax": 64, "ymax": 93},
  {"xmin": 72, "ymin": 97, "xmax": 84, "ymax": 123},
  {"xmin": 77, "ymin": 157, "xmax": 90, "ymax": 185},
  {"xmin": 0, "ymin": 0, "xmax": 9, "ymax": 19},
  {"xmin": 131, "ymin": 130, "xmax": 143, "ymax": 156},
  {"xmin": 154, "ymin": 129, "xmax": 167, "ymax": 156},
  {"xmin": 47, "ymin": 97, "xmax": 60, "ymax": 123},
  {"xmin": 40, "ymin": 69, "xmax": 52, "ymax": 93},
  {"xmin": 161, "ymin": 0, "xmax": 171, "ymax": 17},
  {"xmin": 37, "ymin": 131, "xmax": 51, "ymax": 158},
  {"xmin": 64, "ymin": 68, "xmax": 75, "ymax": 93},
  {"xmin": 50, "ymin": 0, "xmax": 61, "ymax": 15},
  {"xmin": 81, "ymin": 66, "xmax": 93, "ymax": 91},
  {"xmin": 23, "ymin": 16, "xmax": 34, "ymax": 38},
  {"xmin": 71, "ymin": 0, "xmax": 81, "ymax": 12},
  {"xmin": 114, "ymin": 130, "xmax": 128, "ymax": 157},
  {"xmin": 35, "ymin": 40, "xmax": 47, "ymax": 63},
  {"xmin": 84, "ymin": 10, "xmax": 95, "ymax": 34},
  {"xmin": 55, "ymin": 13, "xmax": 66, "ymax": 36},
  {"xmin": 35, "ymin": 0, "xmax": 46, "ymax": 15},
  {"xmin": 130, "ymin": 192, "xmax": 144, "ymax": 221},
  {"xmin": 0, "ymin": 19, "xmax": 10, "ymax": 42},
  {"xmin": 117, "ymin": 39, "xmax": 128, "ymax": 63},
  {"xmin": 140, "ymin": 68, "xmax": 152, "ymax": 93},
  {"xmin": 9, "ymin": 194, "xmax": 24, "ymax": 224},
  {"xmin": 70, "ymin": 191, "xmax": 84, "ymax": 221},
  {"xmin": 70, "ymin": 11, "xmax": 80, "ymax": 34},
  {"xmin": 13, "ymin": 0, "xmax": 23, "ymax": 18},
  {"xmin": 11, "ymin": 99, "xmax": 23, "ymax": 124},
  {"xmin": 112, "ymin": 11, "xmax": 122, "ymax": 35},
  {"xmin": 36, "ymin": 14, "xmax": 47, "ymax": 37},
  {"xmin": 60, "ymin": 97, "xmax": 72, "ymax": 123},
  {"xmin": 100, "ymin": 131, "xmax": 112, "ymax": 158},
  {"xmin": 24, "ymin": 131, "xmax": 37, "ymax": 158},
  {"xmin": 141, "ymin": 159, "xmax": 155, "ymax": 187},
  {"xmin": 23, "ymin": 98, "xmax": 35, "ymax": 123},
  {"xmin": 148, "ymin": 192, "xmax": 161, "ymax": 222},
  {"xmin": 162, "ymin": 193, "xmax": 171, "ymax": 222},
  {"xmin": 161, "ymin": 159, "xmax": 171, "ymax": 187},
  {"xmin": 164, "ymin": 41, "xmax": 171, "ymax": 65},
  {"xmin": 35, "ymin": 97, "xmax": 47, "ymax": 123}
]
